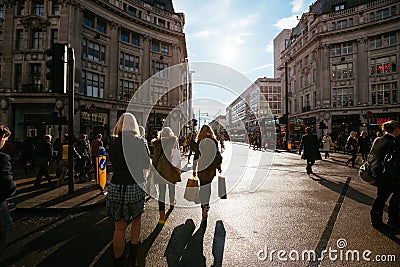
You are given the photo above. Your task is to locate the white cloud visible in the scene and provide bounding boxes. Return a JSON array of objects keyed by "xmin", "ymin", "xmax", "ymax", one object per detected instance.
[
  {"xmin": 231, "ymin": 33, "xmax": 252, "ymax": 45},
  {"xmin": 265, "ymin": 41, "xmax": 274, "ymax": 53},
  {"xmin": 193, "ymin": 30, "xmax": 211, "ymax": 38},
  {"xmin": 232, "ymin": 14, "xmax": 259, "ymax": 28},
  {"xmin": 291, "ymin": 0, "xmax": 305, "ymax": 13},
  {"xmin": 273, "ymin": 15, "xmax": 298, "ymax": 30},
  {"xmin": 252, "ymin": 64, "xmax": 274, "ymax": 71}
]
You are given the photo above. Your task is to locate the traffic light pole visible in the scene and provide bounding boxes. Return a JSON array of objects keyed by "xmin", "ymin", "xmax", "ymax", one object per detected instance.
[
  {"xmin": 67, "ymin": 47, "xmax": 75, "ymax": 194},
  {"xmin": 284, "ymin": 61, "xmax": 290, "ymax": 151}
]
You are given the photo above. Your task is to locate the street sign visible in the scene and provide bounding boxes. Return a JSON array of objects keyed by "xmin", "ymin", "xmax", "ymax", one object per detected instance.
[{"xmin": 96, "ymin": 155, "xmax": 107, "ymax": 191}]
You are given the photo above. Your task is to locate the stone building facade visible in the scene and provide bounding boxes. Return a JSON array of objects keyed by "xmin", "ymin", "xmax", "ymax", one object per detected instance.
[
  {"xmin": 0, "ymin": 0, "xmax": 188, "ymax": 144},
  {"xmin": 278, "ymin": 0, "xmax": 400, "ymax": 141}
]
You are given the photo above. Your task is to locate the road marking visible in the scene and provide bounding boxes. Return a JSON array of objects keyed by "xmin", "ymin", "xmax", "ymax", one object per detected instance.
[{"xmin": 309, "ymin": 176, "xmax": 351, "ymax": 267}]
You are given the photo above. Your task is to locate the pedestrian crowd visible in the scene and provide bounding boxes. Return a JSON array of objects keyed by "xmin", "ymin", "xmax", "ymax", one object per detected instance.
[
  {"xmin": 298, "ymin": 121, "xmax": 400, "ymax": 232},
  {"xmin": 105, "ymin": 113, "xmax": 223, "ymax": 266}
]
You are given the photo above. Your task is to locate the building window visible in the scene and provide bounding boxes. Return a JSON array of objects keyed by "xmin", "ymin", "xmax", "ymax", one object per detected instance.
[
  {"xmin": 334, "ymin": 4, "xmax": 345, "ymax": 11},
  {"xmin": 15, "ymin": 64, "xmax": 23, "ymax": 92},
  {"xmin": 17, "ymin": 1, "xmax": 25, "ymax": 16},
  {"xmin": 331, "ymin": 63, "xmax": 353, "ymax": 80},
  {"xmin": 31, "ymin": 30, "xmax": 42, "ymax": 49},
  {"xmin": 332, "ymin": 87, "xmax": 353, "ymax": 107},
  {"xmin": 0, "ymin": 31, "xmax": 2, "ymax": 51},
  {"xmin": 82, "ymin": 70, "xmax": 104, "ymax": 98},
  {"xmin": 120, "ymin": 28, "xmax": 129, "ymax": 43},
  {"xmin": 313, "ymin": 91, "xmax": 317, "ymax": 108},
  {"xmin": 331, "ymin": 44, "xmax": 341, "ymax": 56},
  {"xmin": 152, "ymin": 40, "xmax": 160, "ymax": 52},
  {"xmin": 151, "ymin": 85, "xmax": 168, "ymax": 106},
  {"xmin": 376, "ymin": 8, "xmax": 390, "ymax": 20},
  {"xmin": 82, "ymin": 38, "xmax": 106, "ymax": 63},
  {"xmin": 157, "ymin": 18, "xmax": 166, "ymax": 27},
  {"xmin": 51, "ymin": 29, "xmax": 58, "ymax": 45},
  {"xmin": 30, "ymin": 64, "xmax": 42, "ymax": 92},
  {"xmin": 97, "ymin": 18, "xmax": 107, "ymax": 34},
  {"xmin": 32, "ymin": 1, "xmax": 44, "ymax": 16},
  {"xmin": 342, "ymin": 42, "xmax": 352, "ymax": 54},
  {"xmin": 371, "ymin": 82, "xmax": 398, "ymax": 105},
  {"xmin": 336, "ymin": 20, "xmax": 347, "ymax": 29},
  {"xmin": 119, "ymin": 52, "xmax": 139, "ymax": 72},
  {"xmin": 128, "ymin": 6, "xmax": 136, "ymax": 16},
  {"xmin": 131, "ymin": 33, "xmax": 140, "ymax": 46},
  {"xmin": 52, "ymin": 1, "xmax": 59, "ymax": 16},
  {"xmin": 83, "ymin": 11, "xmax": 94, "ymax": 28},
  {"xmin": 151, "ymin": 61, "xmax": 168, "ymax": 78},
  {"xmin": 370, "ymin": 56, "xmax": 397, "ymax": 75},
  {"xmin": 119, "ymin": 80, "xmax": 139, "ymax": 101},
  {"xmin": 161, "ymin": 43, "xmax": 169, "ymax": 54},
  {"xmin": 391, "ymin": 6, "xmax": 397, "ymax": 16},
  {"xmin": 16, "ymin": 29, "xmax": 23, "ymax": 50}
]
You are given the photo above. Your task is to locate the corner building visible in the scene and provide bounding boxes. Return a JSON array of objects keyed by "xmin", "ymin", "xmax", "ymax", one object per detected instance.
[
  {"xmin": 0, "ymin": 0, "xmax": 188, "ymax": 143},
  {"xmin": 279, "ymin": 0, "xmax": 400, "ymax": 140}
]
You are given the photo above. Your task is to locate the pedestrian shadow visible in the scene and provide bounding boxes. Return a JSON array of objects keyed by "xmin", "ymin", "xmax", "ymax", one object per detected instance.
[
  {"xmin": 312, "ymin": 174, "xmax": 400, "ymax": 245},
  {"xmin": 164, "ymin": 219, "xmax": 226, "ymax": 267},
  {"xmin": 312, "ymin": 173, "xmax": 375, "ymax": 206},
  {"xmin": 136, "ymin": 208, "xmax": 173, "ymax": 266}
]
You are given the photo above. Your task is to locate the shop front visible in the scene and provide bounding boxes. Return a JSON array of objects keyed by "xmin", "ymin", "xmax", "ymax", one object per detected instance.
[
  {"xmin": 331, "ymin": 114, "xmax": 360, "ymax": 150},
  {"xmin": 368, "ymin": 112, "xmax": 400, "ymax": 138},
  {"xmin": 80, "ymin": 105, "xmax": 109, "ymax": 141}
]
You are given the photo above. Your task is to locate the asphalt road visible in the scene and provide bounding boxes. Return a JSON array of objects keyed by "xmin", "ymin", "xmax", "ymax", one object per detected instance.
[{"xmin": 2, "ymin": 142, "xmax": 399, "ymax": 266}]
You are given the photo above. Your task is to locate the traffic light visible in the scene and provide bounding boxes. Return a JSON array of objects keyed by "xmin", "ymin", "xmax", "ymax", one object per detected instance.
[
  {"xmin": 279, "ymin": 114, "xmax": 288, "ymax": 124},
  {"xmin": 46, "ymin": 43, "xmax": 68, "ymax": 94},
  {"xmin": 191, "ymin": 118, "xmax": 198, "ymax": 127},
  {"xmin": 318, "ymin": 121, "xmax": 327, "ymax": 129}
]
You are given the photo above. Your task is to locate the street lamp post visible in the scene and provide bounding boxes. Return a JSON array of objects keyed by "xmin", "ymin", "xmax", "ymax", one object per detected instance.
[{"xmin": 284, "ymin": 60, "xmax": 290, "ymax": 151}]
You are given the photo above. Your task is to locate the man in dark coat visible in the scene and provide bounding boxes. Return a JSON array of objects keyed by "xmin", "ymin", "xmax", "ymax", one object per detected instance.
[
  {"xmin": 34, "ymin": 135, "xmax": 53, "ymax": 188},
  {"xmin": 299, "ymin": 127, "xmax": 322, "ymax": 175},
  {"xmin": 0, "ymin": 125, "xmax": 16, "ymax": 257}
]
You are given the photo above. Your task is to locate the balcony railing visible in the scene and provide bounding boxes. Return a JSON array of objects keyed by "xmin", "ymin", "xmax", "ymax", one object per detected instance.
[{"xmin": 22, "ymin": 83, "xmax": 44, "ymax": 92}]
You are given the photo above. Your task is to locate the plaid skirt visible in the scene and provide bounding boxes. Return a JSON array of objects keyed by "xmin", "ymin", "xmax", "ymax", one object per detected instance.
[{"xmin": 106, "ymin": 182, "xmax": 146, "ymax": 222}]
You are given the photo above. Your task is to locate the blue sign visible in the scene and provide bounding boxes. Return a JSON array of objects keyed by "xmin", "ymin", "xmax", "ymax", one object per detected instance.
[{"xmin": 99, "ymin": 158, "xmax": 106, "ymax": 170}]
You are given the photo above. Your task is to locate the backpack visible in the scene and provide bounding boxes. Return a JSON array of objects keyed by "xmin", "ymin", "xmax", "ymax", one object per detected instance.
[{"xmin": 359, "ymin": 154, "xmax": 377, "ymax": 186}]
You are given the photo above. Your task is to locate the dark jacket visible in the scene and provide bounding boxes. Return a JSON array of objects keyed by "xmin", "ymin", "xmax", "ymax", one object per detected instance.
[
  {"xmin": 370, "ymin": 134, "xmax": 398, "ymax": 187},
  {"xmin": 0, "ymin": 152, "xmax": 16, "ymax": 203},
  {"xmin": 36, "ymin": 139, "xmax": 52, "ymax": 167},
  {"xmin": 152, "ymin": 136, "xmax": 181, "ymax": 184},
  {"xmin": 193, "ymin": 137, "xmax": 221, "ymax": 184},
  {"xmin": 358, "ymin": 136, "xmax": 371, "ymax": 153},
  {"xmin": 346, "ymin": 136, "xmax": 358, "ymax": 152},
  {"xmin": 76, "ymin": 139, "xmax": 90, "ymax": 158},
  {"xmin": 109, "ymin": 135, "xmax": 150, "ymax": 185},
  {"xmin": 299, "ymin": 133, "xmax": 322, "ymax": 161}
]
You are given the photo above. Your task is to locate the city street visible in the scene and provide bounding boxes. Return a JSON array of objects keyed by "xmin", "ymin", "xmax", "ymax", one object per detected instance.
[{"xmin": 2, "ymin": 142, "xmax": 399, "ymax": 266}]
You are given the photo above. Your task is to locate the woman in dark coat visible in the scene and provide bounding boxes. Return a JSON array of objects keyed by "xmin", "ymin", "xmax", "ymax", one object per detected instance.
[
  {"xmin": 106, "ymin": 113, "xmax": 150, "ymax": 267},
  {"xmin": 192, "ymin": 125, "xmax": 222, "ymax": 219},
  {"xmin": 370, "ymin": 120, "xmax": 400, "ymax": 229},
  {"xmin": 358, "ymin": 131, "xmax": 371, "ymax": 163},
  {"xmin": 299, "ymin": 127, "xmax": 322, "ymax": 175},
  {"xmin": 152, "ymin": 127, "xmax": 181, "ymax": 223}
]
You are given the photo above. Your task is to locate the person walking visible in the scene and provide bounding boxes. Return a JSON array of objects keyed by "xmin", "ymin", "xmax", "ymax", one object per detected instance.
[
  {"xmin": 152, "ymin": 127, "xmax": 181, "ymax": 223},
  {"xmin": 192, "ymin": 125, "xmax": 222, "ymax": 219},
  {"xmin": 75, "ymin": 134, "xmax": 90, "ymax": 181},
  {"xmin": 369, "ymin": 120, "xmax": 400, "ymax": 229},
  {"xmin": 90, "ymin": 134, "xmax": 103, "ymax": 169},
  {"xmin": 358, "ymin": 131, "xmax": 371, "ymax": 163},
  {"xmin": 187, "ymin": 134, "xmax": 196, "ymax": 163},
  {"xmin": 34, "ymin": 135, "xmax": 53, "ymax": 189},
  {"xmin": 21, "ymin": 129, "xmax": 38, "ymax": 173},
  {"xmin": 322, "ymin": 132, "xmax": 332, "ymax": 159},
  {"xmin": 106, "ymin": 113, "xmax": 150, "ymax": 267},
  {"xmin": 0, "ymin": 125, "xmax": 16, "ymax": 258},
  {"xmin": 345, "ymin": 131, "xmax": 358, "ymax": 167},
  {"xmin": 299, "ymin": 127, "xmax": 322, "ymax": 175}
]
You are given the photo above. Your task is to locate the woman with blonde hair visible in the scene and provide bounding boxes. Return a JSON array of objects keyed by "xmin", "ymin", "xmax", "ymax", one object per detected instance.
[
  {"xmin": 152, "ymin": 127, "xmax": 181, "ymax": 223},
  {"xmin": 106, "ymin": 113, "xmax": 150, "ymax": 266},
  {"xmin": 192, "ymin": 125, "xmax": 222, "ymax": 219}
]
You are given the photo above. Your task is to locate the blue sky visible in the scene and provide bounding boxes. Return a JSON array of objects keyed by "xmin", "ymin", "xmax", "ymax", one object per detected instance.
[{"xmin": 172, "ymin": 0, "xmax": 315, "ymax": 118}]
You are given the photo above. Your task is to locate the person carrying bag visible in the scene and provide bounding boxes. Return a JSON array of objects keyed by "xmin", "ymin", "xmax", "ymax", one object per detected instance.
[{"xmin": 152, "ymin": 127, "xmax": 181, "ymax": 223}]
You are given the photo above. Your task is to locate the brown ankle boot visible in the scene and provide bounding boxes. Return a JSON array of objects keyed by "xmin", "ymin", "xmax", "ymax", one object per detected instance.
[{"xmin": 159, "ymin": 210, "xmax": 165, "ymax": 223}]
